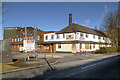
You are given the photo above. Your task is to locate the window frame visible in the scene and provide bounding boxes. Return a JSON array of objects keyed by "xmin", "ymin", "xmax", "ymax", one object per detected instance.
[
  {"xmin": 58, "ymin": 44, "xmax": 61, "ymax": 48},
  {"xmin": 46, "ymin": 35, "xmax": 48, "ymax": 40},
  {"xmin": 57, "ymin": 34, "xmax": 60, "ymax": 39},
  {"xmin": 51, "ymin": 35, "xmax": 54, "ymax": 39}
]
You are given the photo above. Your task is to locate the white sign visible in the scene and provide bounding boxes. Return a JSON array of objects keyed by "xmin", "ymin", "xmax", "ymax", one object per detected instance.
[
  {"xmin": 24, "ymin": 40, "xmax": 35, "ymax": 51},
  {"xmin": 20, "ymin": 47, "xmax": 24, "ymax": 51}
]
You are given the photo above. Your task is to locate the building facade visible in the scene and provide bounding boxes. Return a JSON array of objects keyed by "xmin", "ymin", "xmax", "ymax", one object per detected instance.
[
  {"xmin": 42, "ymin": 14, "xmax": 111, "ymax": 53},
  {"xmin": 5, "ymin": 14, "xmax": 111, "ymax": 53}
]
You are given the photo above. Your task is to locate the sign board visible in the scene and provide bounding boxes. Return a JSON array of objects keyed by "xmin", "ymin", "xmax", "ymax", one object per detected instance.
[{"xmin": 24, "ymin": 40, "xmax": 35, "ymax": 51}]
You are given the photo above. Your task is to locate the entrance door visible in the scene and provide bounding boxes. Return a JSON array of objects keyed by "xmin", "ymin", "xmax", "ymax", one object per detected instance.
[{"xmin": 72, "ymin": 44, "xmax": 76, "ymax": 53}]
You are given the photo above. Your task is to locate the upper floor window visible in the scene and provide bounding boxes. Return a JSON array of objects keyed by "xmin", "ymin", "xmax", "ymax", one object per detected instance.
[
  {"xmin": 98, "ymin": 36, "xmax": 101, "ymax": 39},
  {"xmin": 63, "ymin": 34, "xmax": 65, "ymax": 38},
  {"xmin": 80, "ymin": 33, "xmax": 83, "ymax": 37},
  {"xmin": 38, "ymin": 36, "xmax": 40, "ymax": 40},
  {"xmin": 86, "ymin": 34, "xmax": 88, "ymax": 38},
  {"xmin": 12, "ymin": 39, "xmax": 14, "ymax": 42},
  {"xmin": 28, "ymin": 37, "xmax": 30, "ymax": 40},
  {"xmin": 46, "ymin": 35, "xmax": 48, "ymax": 40},
  {"xmin": 32, "ymin": 37, "xmax": 34, "ymax": 40},
  {"xmin": 18, "ymin": 38, "xmax": 19, "ymax": 42},
  {"xmin": 23, "ymin": 32, "xmax": 25, "ymax": 35},
  {"xmin": 20, "ymin": 38, "xmax": 22, "ymax": 41},
  {"xmin": 51, "ymin": 35, "xmax": 54, "ymax": 39},
  {"xmin": 93, "ymin": 35, "xmax": 95, "ymax": 39},
  {"xmin": 57, "ymin": 34, "xmax": 60, "ymax": 39},
  {"xmin": 103, "ymin": 37, "xmax": 105, "ymax": 40},
  {"xmin": 15, "ymin": 38, "xmax": 17, "ymax": 42}
]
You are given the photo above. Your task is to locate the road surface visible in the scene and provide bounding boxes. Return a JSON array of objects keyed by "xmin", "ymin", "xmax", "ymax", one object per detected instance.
[{"xmin": 33, "ymin": 55, "xmax": 120, "ymax": 79}]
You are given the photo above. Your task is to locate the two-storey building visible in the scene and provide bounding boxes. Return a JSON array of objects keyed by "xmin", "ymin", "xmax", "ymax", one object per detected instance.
[{"xmin": 42, "ymin": 14, "xmax": 111, "ymax": 53}]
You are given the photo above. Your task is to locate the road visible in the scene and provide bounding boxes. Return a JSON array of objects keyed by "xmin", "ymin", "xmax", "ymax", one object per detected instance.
[{"xmin": 33, "ymin": 55, "xmax": 120, "ymax": 79}]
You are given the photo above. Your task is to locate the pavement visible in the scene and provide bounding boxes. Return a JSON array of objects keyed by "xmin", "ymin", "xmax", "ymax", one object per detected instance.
[{"xmin": 2, "ymin": 52, "xmax": 120, "ymax": 78}]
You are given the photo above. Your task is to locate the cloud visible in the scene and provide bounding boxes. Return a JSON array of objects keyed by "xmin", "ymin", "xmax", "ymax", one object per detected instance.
[
  {"xmin": 102, "ymin": 5, "xmax": 108, "ymax": 17},
  {"xmin": 84, "ymin": 19, "xmax": 90, "ymax": 26},
  {"xmin": 104, "ymin": 5, "xmax": 108, "ymax": 13}
]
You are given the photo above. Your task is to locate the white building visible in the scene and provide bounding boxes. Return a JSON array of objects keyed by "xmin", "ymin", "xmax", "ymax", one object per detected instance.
[{"xmin": 43, "ymin": 14, "xmax": 111, "ymax": 53}]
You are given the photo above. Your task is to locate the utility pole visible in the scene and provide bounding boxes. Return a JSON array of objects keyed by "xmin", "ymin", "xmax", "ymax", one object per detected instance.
[
  {"xmin": 34, "ymin": 25, "xmax": 36, "ymax": 61},
  {"xmin": 36, "ymin": 26, "xmax": 38, "ymax": 60},
  {"xmin": 25, "ymin": 24, "xmax": 27, "ymax": 61}
]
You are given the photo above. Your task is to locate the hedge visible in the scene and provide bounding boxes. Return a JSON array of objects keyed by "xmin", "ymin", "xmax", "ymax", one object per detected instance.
[{"xmin": 95, "ymin": 47, "xmax": 118, "ymax": 54}]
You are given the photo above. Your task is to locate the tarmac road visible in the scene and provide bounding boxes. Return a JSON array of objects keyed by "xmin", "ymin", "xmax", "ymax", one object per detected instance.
[{"xmin": 34, "ymin": 55, "xmax": 120, "ymax": 79}]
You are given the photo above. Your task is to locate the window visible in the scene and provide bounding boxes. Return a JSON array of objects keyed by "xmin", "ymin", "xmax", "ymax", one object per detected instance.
[
  {"xmin": 46, "ymin": 35, "xmax": 48, "ymax": 40},
  {"xmin": 32, "ymin": 37, "xmax": 34, "ymax": 40},
  {"xmin": 24, "ymin": 37, "xmax": 25, "ymax": 40},
  {"xmin": 90, "ymin": 44, "xmax": 92, "ymax": 49},
  {"xmin": 58, "ymin": 44, "xmax": 61, "ymax": 48},
  {"xmin": 51, "ymin": 35, "xmax": 54, "ymax": 39},
  {"xmin": 63, "ymin": 34, "xmax": 65, "ymax": 38},
  {"xmin": 93, "ymin": 44, "xmax": 95, "ymax": 48},
  {"xmin": 98, "ymin": 36, "xmax": 101, "ymax": 39},
  {"xmin": 14, "ymin": 45, "xmax": 16, "ymax": 48},
  {"xmin": 12, "ymin": 39, "xmax": 14, "ymax": 42},
  {"xmin": 80, "ymin": 33, "xmax": 83, "ymax": 37},
  {"xmin": 15, "ymin": 38, "xmax": 17, "ymax": 42},
  {"xmin": 30, "ymin": 32, "xmax": 32, "ymax": 35},
  {"xmin": 23, "ymin": 32, "xmax": 25, "ymax": 35},
  {"xmin": 80, "ymin": 44, "xmax": 82, "ymax": 49},
  {"xmin": 18, "ymin": 45, "xmax": 19, "ymax": 48},
  {"xmin": 93, "ymin": 35, "xmax": 95, "ymax": 39},
  {"xmin": 86, "ymin": 34, "xmax": 88, "ymax": 38},
  {"xmin": 38, "ymin": 36, "xmax": 40, "ymax": 40},
  {"xmin": 85, "ymin": 44, "xmax": 89, "ymax": 49},
  {"xmin": 57, "ymin": 34, "xmax": 60, "ymax": 39},
  {"xmin": 20, "ymin": 45, "xmax": 22, "ymax": 47},
  {"xmin": 28, "ymin": 37, "xmax": 30, "ymax": 40},
  {"xmin": 18, "ymin": 38, "xmax": 19, "ymax": 42},
  {"xmin": 103, "ymin": 37, "xmax": 105, "ymax": 40},
  {"xmin": 20, "ymin": 38, "xmax": 22, "ymax": 41}
]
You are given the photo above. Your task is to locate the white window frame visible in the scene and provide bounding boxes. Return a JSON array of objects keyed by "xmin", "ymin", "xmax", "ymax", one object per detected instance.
[
  {"xmin": 12, "ymin": 39, "xmax": 14, "ymax": 42},
  {"xmin": 15, "ymin": 38, "xmax": 17, "ymax": 42},
  {"xmin": 51, "ymin": 35, "xmax": 54, "ymax": 39},
  {"xmin": 18, "ymin": 38, "xmax": 19, "ymax": 42},
  {"xmin": 38, "ymin": 36, "xmax": 40, "ymax": 40}
]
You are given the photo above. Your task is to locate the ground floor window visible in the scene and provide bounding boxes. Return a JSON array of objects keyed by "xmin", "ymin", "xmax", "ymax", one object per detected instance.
[
  {"xmin": 85, "ymin": 44, "xmax": 89, "ymax": 49},
  {"xmin": 58, "ymin": 44, "xmax": 61, "ymax": 48},
  {"xmin": 93, "ymin": 44, "xmax": 95, "ymax": 48},
  {"xmin": 44, "ymin": 45, "xmax": 49, "ymax": 49}
]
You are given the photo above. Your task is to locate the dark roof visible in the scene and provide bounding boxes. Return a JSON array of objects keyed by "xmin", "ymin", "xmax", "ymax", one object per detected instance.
[{"xmin": 56, "ymin": 23, "xmax": 107, "ymax": 37}]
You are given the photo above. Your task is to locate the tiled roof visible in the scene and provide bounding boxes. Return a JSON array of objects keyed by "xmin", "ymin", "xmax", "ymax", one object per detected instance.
[{"xmin": 56, "ymin": 23, "xmax": 107, "ymax": 37}]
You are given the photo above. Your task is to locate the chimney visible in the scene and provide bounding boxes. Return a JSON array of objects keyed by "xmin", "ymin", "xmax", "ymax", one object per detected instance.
[{"xmin": 69, "ymin": 14, "xmax": 72, "ymax": 25}]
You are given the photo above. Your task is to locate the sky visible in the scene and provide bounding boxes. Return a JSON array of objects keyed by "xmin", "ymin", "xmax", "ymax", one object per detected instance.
[{"xmin": 2, "ymin": 2, "xmax": 118, "ymax": 40}]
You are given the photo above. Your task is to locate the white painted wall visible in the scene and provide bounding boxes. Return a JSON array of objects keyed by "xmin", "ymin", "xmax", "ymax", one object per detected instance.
[{"xmin": 44, "ymin": 32, "xmax": 111, "ymax": 44}]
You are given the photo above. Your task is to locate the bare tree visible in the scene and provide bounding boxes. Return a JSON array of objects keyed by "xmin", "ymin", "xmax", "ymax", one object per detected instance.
[{"xmin": 100, "ymin": 10, "xmax": 119, "ymax": 47}]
